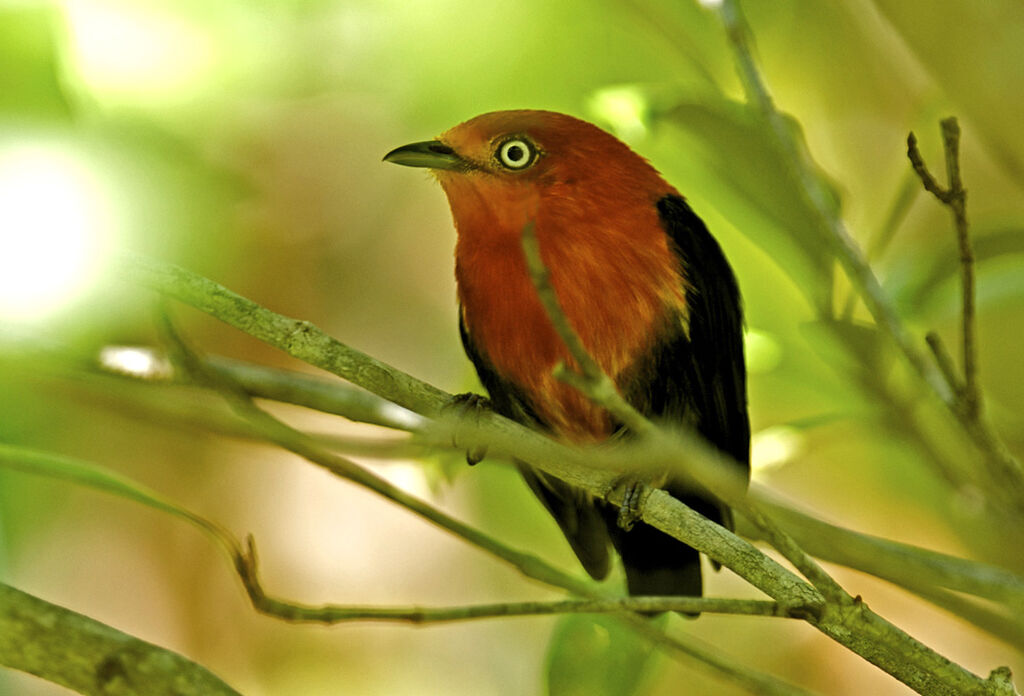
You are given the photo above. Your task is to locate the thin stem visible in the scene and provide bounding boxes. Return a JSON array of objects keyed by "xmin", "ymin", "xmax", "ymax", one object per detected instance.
[
  {"xmin": 241, "ymin": 573, "xmax": 793, "ymax": 624},
  {"xmin": 925, "ymin": 332, "xmax": 964, "ymax": 404},
  {"xmin": 520, "ymin": 222, "xmax": 656, "ymax": 436},
  {"xmin": 907, "ymin": 121, "xmax": 979, "ymax": 418},
  {"xmin": 906, "ymin": 122, "xmax": 1024, "ymax": 506},
  {"xmin": 940, "ymin": 118, "xmax": 979, "ymax": 420}
]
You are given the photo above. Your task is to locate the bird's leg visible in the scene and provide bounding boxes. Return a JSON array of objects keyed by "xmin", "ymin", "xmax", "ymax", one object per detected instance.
[{"xmin": 442, "ymin": 392, "xmax": 492, "ymax": 465}]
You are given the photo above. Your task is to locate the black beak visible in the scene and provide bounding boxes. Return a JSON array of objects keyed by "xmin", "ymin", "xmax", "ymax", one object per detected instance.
[{"xmin": 383, "ymin": 140, "xmax": 466, "ymax": 170}]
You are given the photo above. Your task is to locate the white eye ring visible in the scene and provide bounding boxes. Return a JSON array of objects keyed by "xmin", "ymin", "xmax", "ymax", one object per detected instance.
[{"xmin": 497, "ymin": 139, "xmax": 535, "ymax": 170}]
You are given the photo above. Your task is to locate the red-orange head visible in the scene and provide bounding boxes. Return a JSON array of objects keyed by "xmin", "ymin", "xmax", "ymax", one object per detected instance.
[
  {"xmin": 385, "ymin": 110, "xmax": 687, "ymax": 437},
  {"xmin": 384, "ymin": 110, "xmax": 678, "ymax": 251}
]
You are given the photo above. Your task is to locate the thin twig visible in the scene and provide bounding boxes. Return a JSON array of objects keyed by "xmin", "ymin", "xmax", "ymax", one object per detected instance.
[
  {"xmin": 941, "ymin": 119, "xmax": 978, "ymax": 419},
  {"xmin": 520, "ymin": 222, "xmax": 656, "ymax": 435},
  {"xmin": 908, "ymin": 120, "xmax": 979, "ymax": 420},
  {"xmin": 239, "ymin": 546, "xmax": 792, "ymax": 624},
  {"xmin": 905, "ymin": 124, "xmax": 1024, "ymax": 509},
  {"xmin": 925, "ymin": 332, "xmax": 964, "ymax": 403}
]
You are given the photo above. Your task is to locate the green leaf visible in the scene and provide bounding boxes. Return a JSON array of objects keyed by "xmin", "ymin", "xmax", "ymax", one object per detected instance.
[
  {"xmin": 652, "ymin": 93, "xmax": 840, "ymax": 313},
  {"xmin": 546, "ymin": 613, "xmax": 663, "ymax": 696}
]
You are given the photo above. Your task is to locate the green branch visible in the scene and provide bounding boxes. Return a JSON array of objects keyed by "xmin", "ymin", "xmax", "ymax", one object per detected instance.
[
  {"xmin": 113, "ymin": 252, "xmax": 1016, "ymax": 695},
  {"xmin": 24, "ymin": 342, "xmax": 1024, "ymax": 624}
]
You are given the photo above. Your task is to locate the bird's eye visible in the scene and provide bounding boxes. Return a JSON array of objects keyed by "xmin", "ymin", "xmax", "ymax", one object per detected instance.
[{"xmin": 496, "ymin": 139, "xmax": 536, "ymax": 170}]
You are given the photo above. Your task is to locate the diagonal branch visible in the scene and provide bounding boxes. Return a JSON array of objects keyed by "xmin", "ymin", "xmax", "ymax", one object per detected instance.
[
  {"xmin": 153, "ymin": 305, "xmax": 818, "ymax": 696},
  {"xmin": 117, "ymin": 252, "xmax": 1016, "ymax": 696},
  {"xmin": 0, "ymin": 582, "xmax": 242, "ymax": 696}
]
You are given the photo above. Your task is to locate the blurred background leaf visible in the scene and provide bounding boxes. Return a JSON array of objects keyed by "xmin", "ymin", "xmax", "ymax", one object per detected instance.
[{"xmin": 546, "ymin": 614, "xmax": 663, "ymax": 696}]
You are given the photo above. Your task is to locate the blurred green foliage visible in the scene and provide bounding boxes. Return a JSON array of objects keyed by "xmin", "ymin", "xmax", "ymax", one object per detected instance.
[{"xmin": 1, "ymin": 0, "xmax": 1023, "ymax": 695}]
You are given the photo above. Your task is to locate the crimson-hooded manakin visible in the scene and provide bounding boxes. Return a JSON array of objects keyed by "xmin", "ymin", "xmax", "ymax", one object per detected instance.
[{"xmin": 384, "ymin": 110, "xmax": 749, "ymax": 599}]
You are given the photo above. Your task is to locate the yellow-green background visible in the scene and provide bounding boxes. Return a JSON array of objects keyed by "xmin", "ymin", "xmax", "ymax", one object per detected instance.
[{"xmin": 1, "ymin": 0, "xmax": 1022, "ymax": 694}]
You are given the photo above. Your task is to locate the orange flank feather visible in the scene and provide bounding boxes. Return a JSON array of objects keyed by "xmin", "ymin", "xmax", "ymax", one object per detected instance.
[{"xmin": 385, "ymin": 110, "xmax": 749, "ymax": 601}]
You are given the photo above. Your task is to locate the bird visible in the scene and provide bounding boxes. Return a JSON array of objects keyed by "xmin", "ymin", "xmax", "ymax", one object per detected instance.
[{"xmin": 384, "ymin": 110, "xmax": 749, "ymax": 599}]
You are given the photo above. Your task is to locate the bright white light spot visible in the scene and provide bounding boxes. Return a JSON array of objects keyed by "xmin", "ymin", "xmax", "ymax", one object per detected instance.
[
  {"xmin": 374, "ymin": 462, "xmax": 431, "ymax": 498},
  {"xmin": 0, "ymin": 145, "xmax": 114, "ymax": 320},
  {"xmin": 375, "ymin": 402, "xmax": 428, "ymax": 431},
  {"xmin": 64, "ymin": 0, "xmax": 216, "ymax": 99},
  {"xmin": 744, "ymin": 328, "xmax": 782, "ymax": 374},
  {"xmin": 751, "ymin": 426, "xmax": 802, "ymax": 473},
  {"xmin": 698, "ymin": 0, "xmax": 724, "ymax": 8},
  {"xmin": 99, "ymin": 346, "xmax": 171, "ymax": 379},
  {"xmin": 588, "ymin": 87, "xmax": 649, "ymax": 141}
]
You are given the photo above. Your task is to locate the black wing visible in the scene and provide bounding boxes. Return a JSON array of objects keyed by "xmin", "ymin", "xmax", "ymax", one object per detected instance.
[
  {"xmin": 458, "ymin": 316, "xmax": 613, "ymax": 580},
  {"xmin": 604, "ymin": 194, "xmax": 749, "ymax": 598},
  {"xmin": 650, "ymin": 194, "xmax": 749, "ymax": 468}
]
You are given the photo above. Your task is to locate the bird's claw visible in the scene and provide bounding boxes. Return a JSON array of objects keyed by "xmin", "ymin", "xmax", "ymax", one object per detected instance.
[
  {"xmin": 443, "ymin": 392, "xmax": 492, "ymax": 466},
  {"xmin": 611, "ymin": 476, "xmax": 650, "ymax": 532}
]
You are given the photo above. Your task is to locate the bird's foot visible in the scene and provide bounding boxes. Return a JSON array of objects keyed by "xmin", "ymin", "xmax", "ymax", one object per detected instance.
[
  {"xmin": 442, "ymin": 392, "xmax": 492, "ymax": 465},
  {"xmin": 608, "ymin": 475, "xmax": 652, "ymax": 532}
]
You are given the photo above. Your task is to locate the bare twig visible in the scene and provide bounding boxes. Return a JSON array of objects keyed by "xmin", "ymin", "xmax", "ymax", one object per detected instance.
[
  {"xmin": 907, "ymin": 120, "xmax": 978, "ymax": 419},
  {"xmin": 238, "ymin": 540, "xmax": 791, "ymax": 623},
  {"xmin": 906, "ymin": 122, "xmax": 1024, "ymax": 506}
]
